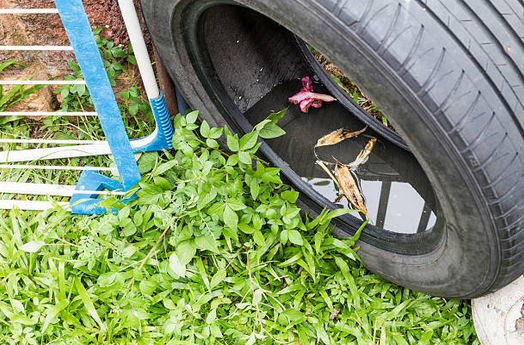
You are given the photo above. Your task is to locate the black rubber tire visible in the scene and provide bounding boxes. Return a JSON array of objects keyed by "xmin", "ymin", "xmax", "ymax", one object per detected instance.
[{"xmin": 141, "ymin": 0, "xmax": 524, "ymax": 298}]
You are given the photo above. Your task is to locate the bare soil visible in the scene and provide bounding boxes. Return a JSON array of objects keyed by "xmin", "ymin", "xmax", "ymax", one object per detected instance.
[{"xmin": 0, "ymin": 0, "xmax": 151, "ymax": 114}]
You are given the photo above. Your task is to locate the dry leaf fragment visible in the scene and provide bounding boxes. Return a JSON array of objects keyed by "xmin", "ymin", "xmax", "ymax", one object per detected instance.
[
  {"xmin": 316, "ymin": 159, "xmax": 341, "ymax": 189},
  {"xmin": 289, "ymin": 76, "xmax": 337, "ymax": 113},
  {"xmin": 335, "ymin": 164, "xmax": 368, "ymax": 216},
  {"xmin": 347, "ymin": 138, "xmax": 376, "ymax": 168},
  {"xmin": 315, "ymin": 126, "xmax": 368, "ymax": 148},
  {"xmin": 329, "ymin": 309, "xmax": 340, "ymax": 320}
]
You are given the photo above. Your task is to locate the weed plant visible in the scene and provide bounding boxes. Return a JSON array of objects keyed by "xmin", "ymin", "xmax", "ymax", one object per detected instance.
[
  {"xmin": 0, "ymin": 110, "xmax": 478, "ymax": 344},
  {"xmin": 53, "ymin": 28, "xmax": 154, "ymax": 140},
  {"xmin": 0, "ymin": 60, "xmax": 46, "ymax": 113},
  {"xmin": 0, "ymin": 28, "xmax": 477, "ymax": 345},
  {"xmin": 0, "ymin": 60, "xmax": 46, "ymax": 149}
]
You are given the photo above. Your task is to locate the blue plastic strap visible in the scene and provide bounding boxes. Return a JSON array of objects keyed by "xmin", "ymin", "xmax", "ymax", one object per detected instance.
[{"xmin": 55, "ymin": 0, "xmax": 141, "ymax": 191}]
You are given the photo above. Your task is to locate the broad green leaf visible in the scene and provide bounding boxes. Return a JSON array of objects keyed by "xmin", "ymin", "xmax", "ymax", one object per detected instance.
[
  {"xmin": 153, "ymin": 160, "xmax": 178, "ymax": 176},
  {"xmin": 282, "ymin": 309, "xmax": 305, "ymax": 322},
  {"xmin": 139, "ymin": 280, "xmax": 157, "ymax": 296},
  {"xmin": 206, "ymin": 138, "xmax": 219, "ymax": 148},
  {"xmin": 195, "ymin": 235, "xmax": 219, "ymax": 253},
  {"xmin": 239, "ymin": 132, "xmax": 258, "ymax": 150},
  {"xmin": 9, "ymin": 314, "xmax": 35, "ymax": 326},
  {"xmin": 281, "ymin": 190, "xmax": 299, "ymax": 203},
  {"xmin": 280, "ymin": 229, "xmax": 288, "ymax": 245},
  {"xmin": 200, "ymin": 120, "xmax": 210, "ymax": 137},
  {"xmin": 210, "ymin": 269, "xmax": 227, "ymax": 289},
  {"xmin": 19, "ymin": 240, "xmax": 44, "ymax": 253},
  {"xmin": 206, "ymin": 308, "xmax": 217, "ymax": 324},
  {"xmin": 222, "ymin": 226, "xmax": 239, "ymax": 242},
  {"xmin": 420, "ymin": 330, "xmax": 434, "ymax": 344},
  {"xmin": 227, "ymin": 198, "xmax": 246, "ymax": 211},
  {"xmin": 98, "ymin": 272, "xmax": 118, "ymax": 287},
  {"xmin": 238, "ymin": 151, "xmax": 252, "ymax": 165},
  {"xmin": 138, "ymin": 152, "xmax": 157, "ymax": 173},
  {"xmin": 253, "ymin": 230, "xmax": 266, "ymax": 247},
  {"xmin": 226, "ymin": 154, "xmax": 239, "ymax": 167},
  {"xmin": 208, "ymin": 201, "xmax": 226, "ymax": 215},
  {"xmin": 239, "ymin": 223, "xmax": 255, "ymax": 234},
  {"xmin": 176, "ymin": 240, "xmax": 197, "ymax": 266},
  {"xmin": 169, "ymin": 252, "xmax": 186, "ymax": 277},
  {"xmin": 288, "ymin": 230, "xmax": 303, "ymax": 246},
  {"xmin": 267, "ymin": 108, "xmax": 287, "ymax": 122},
  {"xmin": 209, "ymin": 127, "xmax": 223, "ymax": 139},
  {"xmin": 226, "ymin": 133, "xmax": 240, "ymax": 152},
  {"xmin": 253, "ymin": 289, "xmax": 263, "ymax": 305},
  {"xmin": 253, "ymin": 119, "xmax": 272, "ymax": 132},
  {"xmin": 185, "ymin": 110, "xmax": 199, "ymax": 124},
  {"xmin": 259, "ymin": 123, "xmax": 286, "ymax": 139},
  {"xmin": 210, "ymin": 324, "xmax": 223, "ymax": 338},
  {"xmin": 198, "ymin": 188, "xmax": 218, "ymax": 208},
  {"xmin": 223, "ymin": 205, "xmax": 238, "ymax": 231}
]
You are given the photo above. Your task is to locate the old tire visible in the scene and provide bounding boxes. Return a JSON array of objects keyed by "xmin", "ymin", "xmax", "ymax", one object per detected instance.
[{"xmin": 141, "ymin": 0, "xmax": 524, "ymax": 298}]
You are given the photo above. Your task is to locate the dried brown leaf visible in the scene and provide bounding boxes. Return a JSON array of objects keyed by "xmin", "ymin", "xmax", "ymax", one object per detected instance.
[
  {"xmin": 347, "ymin": 138, "xmax": 377, "ymax": 168},
  {"xmin": 330, "ymin": 309, "xmax": 340, "ymax": 320},
  {"xmin": 335, "ymin": 164, "xmax": 368, "ymax": 216},
  {"xmin": 315, "ymin": 126, "xmax": 367, "ymax": 148}
]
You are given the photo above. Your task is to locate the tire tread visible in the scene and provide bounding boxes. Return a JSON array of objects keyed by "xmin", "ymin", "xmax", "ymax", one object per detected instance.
[{"xmin": 316, "ymin": 0, "xmax": 524, "ymax": 293}]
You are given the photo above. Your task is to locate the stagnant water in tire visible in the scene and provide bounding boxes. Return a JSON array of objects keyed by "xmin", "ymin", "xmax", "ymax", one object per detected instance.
[{"xmin": 243, "ymin": 78, "xmax": 438, "ymax": 234}]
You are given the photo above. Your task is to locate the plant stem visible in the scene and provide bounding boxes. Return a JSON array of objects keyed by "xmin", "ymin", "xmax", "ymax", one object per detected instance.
[{"xmin": 138, "ymin": 223, "xmax": 172, "ymax": 270}]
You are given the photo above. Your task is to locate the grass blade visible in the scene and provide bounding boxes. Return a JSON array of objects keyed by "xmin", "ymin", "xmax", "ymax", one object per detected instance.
[{"xmin": 75, "ymin": 278, "xmax": 106, "ymax": 330}]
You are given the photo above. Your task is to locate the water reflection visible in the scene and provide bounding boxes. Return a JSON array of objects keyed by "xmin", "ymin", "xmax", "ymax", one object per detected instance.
[
  {"xmin": 303, "ymin": 177, "xmax": 436, "ymax": 233},
  {"xmin": 244, "ymin": 79, "xmax": 439, "ymax": 234}
]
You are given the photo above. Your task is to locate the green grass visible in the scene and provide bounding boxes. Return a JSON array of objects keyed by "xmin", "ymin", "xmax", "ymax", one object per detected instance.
[
  {"xmin": 0, "ymin": 111, "xmax": 479, "ymax": 344},
  {"xmin": 0, "ymin": 33, "xmax": 478, "ymax": 345},
  {"xmin": 0, "ymin": 60, "xmax": 46, "ymax": 113}
]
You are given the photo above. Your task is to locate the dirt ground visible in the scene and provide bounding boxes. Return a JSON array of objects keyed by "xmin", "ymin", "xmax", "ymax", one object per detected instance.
[{"xmin": 0, "ymin": 0, "xmax": 149, "ymax": 112}]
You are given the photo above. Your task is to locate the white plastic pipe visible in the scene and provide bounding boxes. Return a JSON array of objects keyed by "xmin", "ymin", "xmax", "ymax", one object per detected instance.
[
  {"xmin": 0, "ymin": 134, "xmax": 154, "ymax": 162},
  {"xmin": 118, "ymin": 0, "xmax": 159, "ymax": 100},
  {"xmin": 0, "ymin": 144, "xmax": 112, "ymax": 163}
]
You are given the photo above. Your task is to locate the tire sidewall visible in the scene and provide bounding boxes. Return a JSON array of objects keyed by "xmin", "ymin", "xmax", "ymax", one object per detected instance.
[{"xmin": 141, "ymin": 0, "xmax": 500, "ymax": 298}]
